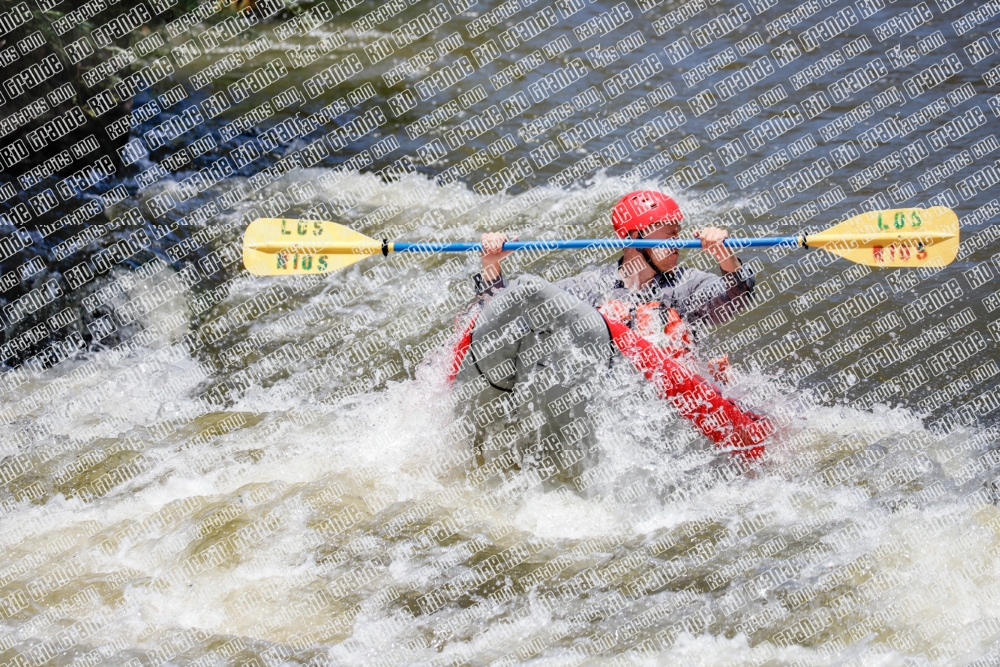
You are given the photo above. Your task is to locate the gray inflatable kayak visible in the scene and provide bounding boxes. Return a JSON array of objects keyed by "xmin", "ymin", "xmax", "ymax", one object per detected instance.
[{"xmin": 452, "ymin": 275, "xmax": 614, "ymax": 485}]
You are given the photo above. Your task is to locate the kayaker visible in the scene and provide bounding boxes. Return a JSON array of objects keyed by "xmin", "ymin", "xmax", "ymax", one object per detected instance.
[
  {"xmin": 473, "ymin": 190, "xmax": 755, "ymax": 373},
  {"xmin": 450, "ymin": 190, "xmax": 768, "ymax": 485}
]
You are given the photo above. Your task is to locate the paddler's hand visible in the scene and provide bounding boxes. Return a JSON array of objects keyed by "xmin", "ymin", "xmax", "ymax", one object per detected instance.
[
  {"xmin": 480, "ymin": 232, "xmax": 517, "ymax": 282},
  {"xmin": 695, "ymin": 227, "xmax": 741, "ymax": 273}
]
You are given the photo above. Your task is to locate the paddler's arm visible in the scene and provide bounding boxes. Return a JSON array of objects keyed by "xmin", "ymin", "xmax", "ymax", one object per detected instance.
[
  {"xmin": 678, "ymin": 266, "xmax": 756, "ymax": 326},
  {"xmin": 677, "ymin": 229, "xmax": 756, "ymax": 326},
  {"xmin": 474, "ymin": 232, "xmax": 515, "ymax": 297},
  {"xmin": 695, "ymin": 227, "xmax": 742, "ymax": 274}
]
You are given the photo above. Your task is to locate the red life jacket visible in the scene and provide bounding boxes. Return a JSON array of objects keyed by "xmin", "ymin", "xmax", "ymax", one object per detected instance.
[
  {"xmin": 600, "ymin": 300, "xmax": 732, "ymax": 384},
  {"xmin": 600, "ymin": 300, "xmax": 694, "ymax": 361},
  {"xmin": 601, "ymin": 316, "xmax": 770, "ymax": 459}
]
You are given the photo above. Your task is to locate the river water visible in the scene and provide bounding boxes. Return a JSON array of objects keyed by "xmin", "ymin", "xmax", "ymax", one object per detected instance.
[{"xmin": 3, "ymin": 0, "xmax": 1000, "ymax": 665}]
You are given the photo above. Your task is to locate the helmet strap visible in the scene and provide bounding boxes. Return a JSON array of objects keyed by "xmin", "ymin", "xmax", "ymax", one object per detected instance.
[
  {"xmin": 640, "ymin": 246, "xmax": 677, "ymax": 282},
  {"xmin": 640, "ymin": 247, "xmax": 657, "ymax": 267}
]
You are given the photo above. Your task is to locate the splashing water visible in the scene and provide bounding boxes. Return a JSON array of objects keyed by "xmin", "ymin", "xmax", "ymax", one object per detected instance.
[{"xmin": 2, "ymin": 167, "xmax": 999, "ymax": 667}]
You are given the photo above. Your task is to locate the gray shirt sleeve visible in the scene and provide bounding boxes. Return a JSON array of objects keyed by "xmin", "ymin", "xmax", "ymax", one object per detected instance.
[{"xmin": 672, "ymin": 261, "xmax": 756, "ymax": 327}]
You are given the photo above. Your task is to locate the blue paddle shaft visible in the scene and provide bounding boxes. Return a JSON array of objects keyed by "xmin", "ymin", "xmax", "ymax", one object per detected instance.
[{"xmin": 392, "ymin": 237, "xmax": 802, "ymax": 253}]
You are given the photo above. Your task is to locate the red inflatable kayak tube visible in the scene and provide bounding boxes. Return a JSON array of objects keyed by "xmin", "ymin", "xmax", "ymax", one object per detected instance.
[{"xmin": 447, "ymin": 315, "xmax": 477, "ymax": 383}]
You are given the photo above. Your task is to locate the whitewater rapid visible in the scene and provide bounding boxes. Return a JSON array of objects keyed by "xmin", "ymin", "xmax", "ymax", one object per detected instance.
[{"xmin": 2, "ymin": 170, "xmax": 999, "ymax": 666}]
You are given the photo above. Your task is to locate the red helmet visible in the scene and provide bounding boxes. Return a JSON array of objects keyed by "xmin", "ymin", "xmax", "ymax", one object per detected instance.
[{"xmin": 611, "ymin": 190, "xmax": 683, "ymax": 238}]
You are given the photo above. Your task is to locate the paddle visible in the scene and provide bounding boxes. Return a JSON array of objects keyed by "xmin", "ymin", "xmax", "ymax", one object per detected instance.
[{"xmin": 242, "ymin": 206, "xmax": 959, "ymax": 276}]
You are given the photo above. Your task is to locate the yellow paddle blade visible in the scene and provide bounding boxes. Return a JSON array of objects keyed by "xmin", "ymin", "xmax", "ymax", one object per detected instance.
[
  {"xmin": 805, "ymin": 206, "xmax": 959, "ymax": 268},
  {"xmin": 242, "ymin": 218, "xmax": 383, "ymax": 276}
]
